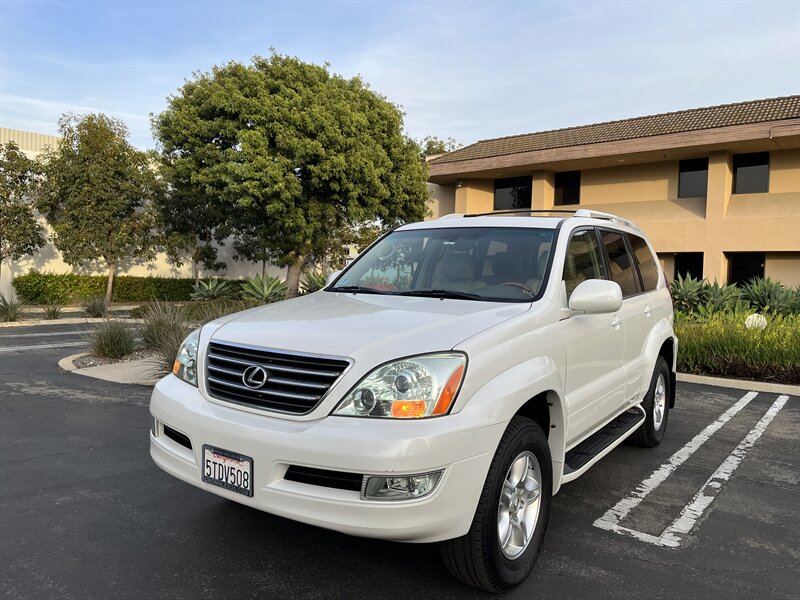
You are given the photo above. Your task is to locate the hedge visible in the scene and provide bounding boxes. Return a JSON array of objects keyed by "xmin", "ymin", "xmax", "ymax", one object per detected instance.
[
  {"xmin": 13, "ymin": 271, "xmax": 195, "ymax": 303},
  {"xmin": 675, "ymin": 313, "xmax": 800, "ymax": 385}
]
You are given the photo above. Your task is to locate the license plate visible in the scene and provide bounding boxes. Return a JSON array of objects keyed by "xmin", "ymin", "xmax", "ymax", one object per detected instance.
[{"xmin": 201, "ymin": 445, "xmax": 254, "ymax": 497}]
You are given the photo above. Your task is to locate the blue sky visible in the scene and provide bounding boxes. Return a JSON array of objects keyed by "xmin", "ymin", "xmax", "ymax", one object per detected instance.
[{"xmin": 1, "ymin": 0, "xmax": 799, "ymax": 149}]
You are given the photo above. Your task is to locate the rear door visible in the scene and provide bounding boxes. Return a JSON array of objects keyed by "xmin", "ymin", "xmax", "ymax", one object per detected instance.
[
  {"xmin": 559, "ymin": 228, "xmax": 626, "ymax": 446},
  {"xmin": 599, "ymin": 229, "xmax": 649, "ymax": 405}
]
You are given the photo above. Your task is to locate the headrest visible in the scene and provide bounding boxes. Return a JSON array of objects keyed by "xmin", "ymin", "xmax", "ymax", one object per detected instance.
[{"xmin": 441, "ymin": 252, "xmax": 474, "ymax": 281}]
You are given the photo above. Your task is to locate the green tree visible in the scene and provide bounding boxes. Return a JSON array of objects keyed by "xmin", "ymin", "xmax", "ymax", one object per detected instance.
[
  {"xmin": 0, "ymin": 142, "xmax": 46, "ymax": 283},
  {"xmin": 37, "ymin": 113, "xmax": 162, "ymax": 302},
  {"xmin": 419, "ymin": 136, "xmax": 462, "ymax": 157},
  {"xmin": 153, "ymin": 53, "xmax": 430, "ymax": 297},
  {"xmin": 156, "ymin": 159, "xmax": 229, "ymax": 284}
]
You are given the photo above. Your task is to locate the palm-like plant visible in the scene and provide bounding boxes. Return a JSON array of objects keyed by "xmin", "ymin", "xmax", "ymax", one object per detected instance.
[
  {"xmin": 239, "ymin": 274, "xmax": 288, "ymax": 303},
  {"xmin": 191, "ymin": 278, "xmax": 236, "ymax": 301}
]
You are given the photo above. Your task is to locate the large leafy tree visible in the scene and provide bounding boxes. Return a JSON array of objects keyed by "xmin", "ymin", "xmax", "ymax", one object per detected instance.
[
  {"xmin": 37, "ymin": 113, "xmax": 162, "ymax": 302},
  {"xmin": 0, "ymin": 142, "xmax": 46, "ymax": 283},
  {"xmin": 153, "ymin": 53, "xmax": 429, "ymax": 296}
]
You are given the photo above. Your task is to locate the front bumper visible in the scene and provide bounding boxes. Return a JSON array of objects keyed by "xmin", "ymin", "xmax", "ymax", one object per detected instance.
[{"xmin": 149, "ymin": 375, "xmax": 503, "ymax": 543}]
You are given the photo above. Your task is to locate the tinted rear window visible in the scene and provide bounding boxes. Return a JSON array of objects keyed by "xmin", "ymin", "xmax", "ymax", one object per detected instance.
[{"xmin": 629, "ymin": 234, "xmax": 660, "ymax": 292}]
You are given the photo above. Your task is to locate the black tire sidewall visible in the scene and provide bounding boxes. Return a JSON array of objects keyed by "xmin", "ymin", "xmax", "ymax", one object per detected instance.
[{"xmin": 644, "ymin": 357, "xmax": 670, "ymax": 443}]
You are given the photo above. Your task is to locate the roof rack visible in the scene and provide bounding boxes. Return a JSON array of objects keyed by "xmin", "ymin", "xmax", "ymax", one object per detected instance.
[{"xmin": 459, "ymin": 208, "xmax": 641, "ymax": 230}]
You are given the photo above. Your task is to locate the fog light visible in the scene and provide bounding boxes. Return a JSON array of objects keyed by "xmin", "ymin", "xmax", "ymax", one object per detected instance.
[{"xmin": 361, "ymin": 470, "xmax": 443, "ymax": 501}]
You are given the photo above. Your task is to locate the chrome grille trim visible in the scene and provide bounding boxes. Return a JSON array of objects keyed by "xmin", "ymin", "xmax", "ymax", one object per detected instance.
[{"xmin": 205, "ymin": 341, "xmax": 352, "ymax": 415}]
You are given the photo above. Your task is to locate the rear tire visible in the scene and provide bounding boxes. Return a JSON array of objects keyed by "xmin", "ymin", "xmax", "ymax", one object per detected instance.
[
  {"xmin": 630, "ymin": 356, "xmax": 670, "ymax": 448},
  {"xmin": 439, "ymin": 416, "xmax": 552, "ymax": 593}
]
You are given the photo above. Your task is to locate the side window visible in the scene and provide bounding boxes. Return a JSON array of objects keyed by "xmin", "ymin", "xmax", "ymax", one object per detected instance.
[
  {"xmin": 563, "ymin": 229, "xmax": 606, "ymax": 298},
  {"xmin": 600, "ymin": 230, "xmax": 639, "ymax": 298},
  {"xmin": 629, "ymin": 234, "xmax": 660, "ymax": 292}
]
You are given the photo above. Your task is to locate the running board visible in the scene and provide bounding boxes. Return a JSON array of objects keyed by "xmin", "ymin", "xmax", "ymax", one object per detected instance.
[{"xmin": 563, "ymin": 406, "xmax": 645, "ymax": 481}]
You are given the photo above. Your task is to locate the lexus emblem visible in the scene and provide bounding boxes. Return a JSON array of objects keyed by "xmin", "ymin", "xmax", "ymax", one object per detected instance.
[{"xmin": 242, "ymin": 365, "xmax": 269, "ymax": 389}]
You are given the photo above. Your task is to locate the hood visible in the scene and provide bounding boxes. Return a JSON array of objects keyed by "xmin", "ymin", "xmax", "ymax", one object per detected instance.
[{"xmin": 209, "ymin": 291, "xmax": 529, "ymax": 365}]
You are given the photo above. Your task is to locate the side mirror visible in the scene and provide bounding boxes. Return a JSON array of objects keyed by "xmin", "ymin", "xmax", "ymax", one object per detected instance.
[
  {"xmin": 568, "ymin": 279, "xmax": 622, "ymax": 314},
  {"xmin": 326, "ymin": 270, "xmax": 342, "ymax": 287}
]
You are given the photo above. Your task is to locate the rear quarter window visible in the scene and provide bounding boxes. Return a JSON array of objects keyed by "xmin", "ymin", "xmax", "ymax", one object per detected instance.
[{"xmin": 629, "ymin": 234, "xmax": 660, "ymax": 292}]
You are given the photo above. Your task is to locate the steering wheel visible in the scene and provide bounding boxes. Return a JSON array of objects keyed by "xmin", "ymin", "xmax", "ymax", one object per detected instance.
[{"xmin": 500, "ymin": 281, "xmax": 534, "ymax": 295}]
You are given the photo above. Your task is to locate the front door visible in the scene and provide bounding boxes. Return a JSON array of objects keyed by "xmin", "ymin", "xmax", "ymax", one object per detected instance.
[{"xmin": 559, "ymin": 228, "xmax": 626, "ymax": 447}]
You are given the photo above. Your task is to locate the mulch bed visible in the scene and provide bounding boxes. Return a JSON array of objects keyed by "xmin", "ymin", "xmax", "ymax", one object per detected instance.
[{"xmin": 73, "ymin": 349, "xmax": 157, "ymax": 369}]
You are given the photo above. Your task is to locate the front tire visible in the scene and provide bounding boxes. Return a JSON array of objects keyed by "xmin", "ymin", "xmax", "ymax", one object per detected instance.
[
  {"xmin": 630, "ymin": 356, "xmax": 670, "ymax": 448},
  {"xmin": 440, "ymin": 416, "xmax": 552, "ymax": 593}
]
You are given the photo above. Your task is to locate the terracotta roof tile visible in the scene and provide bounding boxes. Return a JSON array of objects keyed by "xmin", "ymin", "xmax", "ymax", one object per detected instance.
[{"xmin": 431, "ymin": 96, "xmax": 800, "ymax": 164}]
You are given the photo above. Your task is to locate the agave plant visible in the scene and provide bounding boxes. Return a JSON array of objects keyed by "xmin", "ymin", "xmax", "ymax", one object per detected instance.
[
  {"xmin": 670, "ymin": 273, "xmax": 705, "ymax": 313},
  {"xmin": 191, "ymin": 278, "xmax": 236, "ymax": 301},
  {"xmin": 701, "ymin": 280, "xmax": 743, "ymax": 313},
  {"xmin": 239, "ymin": 274, "xmax": 288, "ymax": 303},
  {"xmin": 300, "ymin": 271, "xmax": 328, "ymax": 295},
  {"xmin": 741, "ymin": 277, "xmax": 792, "ymax": 314}
]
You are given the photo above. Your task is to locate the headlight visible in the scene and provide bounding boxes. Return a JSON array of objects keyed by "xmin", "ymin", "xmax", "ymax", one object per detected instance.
[
  {"xmin": 172, "ymin": 328, "xmax": 200, "ymax": 386},
  {"xmin": 333, "ymin": 353, "xmax": 466, "ymax": 419}
]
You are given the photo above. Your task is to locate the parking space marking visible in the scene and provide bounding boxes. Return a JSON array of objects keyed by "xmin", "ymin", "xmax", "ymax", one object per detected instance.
[
  {"xmin": 660, "ymin": 394, "xmax": 789, "ymax": 546},
  {"xmin": 592, "ymin": 391, "xmax": 794, "ymax": 547},
  {"xmin": 593, "ymin": 391, "xmax": 758, "ymax": 542},
  {"xmin": 0, "ymin": 341, "xmax": 88, "ymax": 353}
]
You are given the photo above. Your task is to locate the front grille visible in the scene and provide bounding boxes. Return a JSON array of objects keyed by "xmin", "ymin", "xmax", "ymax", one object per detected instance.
[
  {"xmin": 205, "ymin": 341, "xmax": 350, "ymax": 415},
  {"xmin": 284, "ymin": 465, "xmax": 363, "ymax": 492}
]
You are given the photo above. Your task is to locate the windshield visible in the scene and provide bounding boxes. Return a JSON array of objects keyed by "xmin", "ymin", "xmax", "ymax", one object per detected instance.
[{"xmin": 328, "ymin": 227, "xmax": 555, "ymax": 302}]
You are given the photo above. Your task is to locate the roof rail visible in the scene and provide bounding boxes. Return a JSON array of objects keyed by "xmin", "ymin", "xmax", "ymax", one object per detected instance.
[
  {"xmin": 573, "ymin": 209, "xmax": 640, "ymax": 230},
  {"xmin": 437, "ymin": 213, "xmax": 465, "ymax": 219},
  {"xmin": 464, "ymin": 209, "xmax": 579, "ymax": 218}
]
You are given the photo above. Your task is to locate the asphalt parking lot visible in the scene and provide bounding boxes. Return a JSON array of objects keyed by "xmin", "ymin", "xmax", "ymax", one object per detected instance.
[{"xmin": 1, "ymin": 324, "xmax": 798, "ymax": 599}]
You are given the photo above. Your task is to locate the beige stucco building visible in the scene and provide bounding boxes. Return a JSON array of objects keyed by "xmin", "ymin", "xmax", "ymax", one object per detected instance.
[
  {"xmin": 0, "ymin": 127, "xmax": 280, "ymax": 297},
  {"xmin": 427, "ymin": 96, "xmax": 800, "ymax": 286}
]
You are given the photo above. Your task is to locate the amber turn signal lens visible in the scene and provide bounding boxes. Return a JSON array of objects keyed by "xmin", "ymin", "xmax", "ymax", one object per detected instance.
[
  {"xmin": 172, "ymin": 359, "xmax": 181, "ymax": 376},
  {"xmin": 391, "ymin": 400, "xmax": 427, "ymax": 418},
  {"xmin": 433, "ymin": 365, "xmax": 465, "ymax": 415}
]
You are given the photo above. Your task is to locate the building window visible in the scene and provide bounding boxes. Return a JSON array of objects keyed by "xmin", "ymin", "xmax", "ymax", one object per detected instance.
[
  {"xmin": 554, "ymin": 171, "xmax": 581, "ymax": 206},
  {"xmin": 733, "ymin": 152, "xmax": 769, "ymax": 194},
  {"xmin": 727, "ymin": 252, "xmax": 765, "ymax": 285},
  {"xmin": 494, "ymin": 176, "xmax": 532, "ymax": 211},
  {"xmin": 674, "ymin": 252, "xmax": 703, "ymax": 281},
  {"xmin": 678, "ymin": 158, "xmax": 708, "ymax": 198}
]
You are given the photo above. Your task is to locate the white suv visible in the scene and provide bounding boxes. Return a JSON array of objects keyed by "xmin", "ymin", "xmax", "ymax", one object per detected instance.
[{"xmin": 150, "ymin": 209, "xmax": 676, "ymax": 592}]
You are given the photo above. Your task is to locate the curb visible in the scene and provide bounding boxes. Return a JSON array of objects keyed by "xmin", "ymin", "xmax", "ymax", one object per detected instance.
[
  {"xmin": 58, "ymin": 352, "xmax": 88, "ymax": 372},
  {"xmin": 677, "ymin": 373, "xmax": 799, "ymax": 396},
  {"xmin": 1, "ymin": 317, "xmax": 144, "ymax": 328}
]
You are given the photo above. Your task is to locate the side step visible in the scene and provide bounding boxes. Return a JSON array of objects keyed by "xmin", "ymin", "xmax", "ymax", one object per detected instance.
[{"xmin": 564, "ymin": 407, "xmax": 645, "ymax": 475}]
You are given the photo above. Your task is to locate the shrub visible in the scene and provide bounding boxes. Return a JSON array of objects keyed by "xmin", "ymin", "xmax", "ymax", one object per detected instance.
[
  {"xmin": 191, "ymin": 278, "xmax": 236, "ymax": 301},
  {"xmin": 240, "ymin": 274, "xmax": 287, "ymax": 303},
  {"xmin": 0, "ymin": 293, "xmax": 24, "ymax": 322},
  {"xmin": 670, "ymin": 273, "xmax": 704, "ymax": 313},
  {"xmin": 138, "ymin": 302, "xmax": 193, "ymax": 374},
  {"xmin": 43, "ymin": 302, "xmax": 63, "ymax": 320},
  {"xmin": 12, "ymin": 270, "xmax": 195, "ymax": 303},
  {"xmin": 300, "ymin": 271, "xmax": 328, "ymax": 294},
  {"xmin": 89, "ymin": 321, "xmax": 137, "ymax": 359},
  {"xmin": 741, "ymin": 277, "xmax": 793, "ymax": 314},
  {"xmin": 82, "ymin": 296, "xmax": 108, "ymax": 318},
  {"xmin": 675, "ymin": 313, "xmax": 800, "ymax": 384}
]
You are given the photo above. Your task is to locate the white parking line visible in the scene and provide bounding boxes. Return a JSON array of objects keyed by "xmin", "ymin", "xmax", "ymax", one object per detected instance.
[
  {"xmin": 0, "ymin": 341, "xmax": 88, "ymax": 353},
  {"xmin": 593, "ymin": 391, "xmax": 789, "ymax": 547}
]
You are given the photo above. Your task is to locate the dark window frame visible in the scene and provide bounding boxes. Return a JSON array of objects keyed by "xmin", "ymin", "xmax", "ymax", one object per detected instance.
[
  {"xmin": 678, "ymin": 157, "xmax": 709, "ymax": 198},
  {"xmin": 554, "ymin": 170, "xmax": 581, "ymax": 206},
  {"xmin": 493, "ymin": 176, "xmax": 533, "ymax": 211},
  {"xmin": 597, "ymin": 227, "xmax": 644, "ymax": 299},
  {"xmin": 732, "ymin": 152, "xmax": 770, "ymax": 195}
]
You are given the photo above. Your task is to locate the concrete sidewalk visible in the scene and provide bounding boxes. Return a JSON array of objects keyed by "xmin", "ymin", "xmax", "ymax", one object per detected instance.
[{"xmin": 59, "ymin": 352, "xmax": 163, "ymax": 386}]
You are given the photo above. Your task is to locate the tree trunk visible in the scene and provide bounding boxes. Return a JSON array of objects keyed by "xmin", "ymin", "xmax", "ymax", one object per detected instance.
[
  {"xmin": 285, "ymin": 258, "xmax": 304, "ymax": 298},
  {"xmin": 105, "ymin": 260, "xmax": 116, "ymax": 304},
  {"xmin": 261, "ymin": 260, "xmax": 267, "ymax": 278},
  {"xmin": 192, "ymin": 257, "xmax": 200, "ymax": 285}
]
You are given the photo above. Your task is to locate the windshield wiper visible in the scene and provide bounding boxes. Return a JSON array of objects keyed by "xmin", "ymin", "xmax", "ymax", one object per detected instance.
[
  {"xmin": 397, "ymin": 289, "xmax": 484, "ymax": 301},
  {"xmin": 330, "ymin": 285, "xmax": 391, "ymax": 295}
]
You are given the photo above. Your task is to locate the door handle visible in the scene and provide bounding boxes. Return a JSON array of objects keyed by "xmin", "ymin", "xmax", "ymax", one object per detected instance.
[
  {"xmin": 610, "ymin": 316, "xmax": 622, "ymax": 328},
  {"xmin": 644, "ymin": 304, "xmax": 652, "ymax": 317}
]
